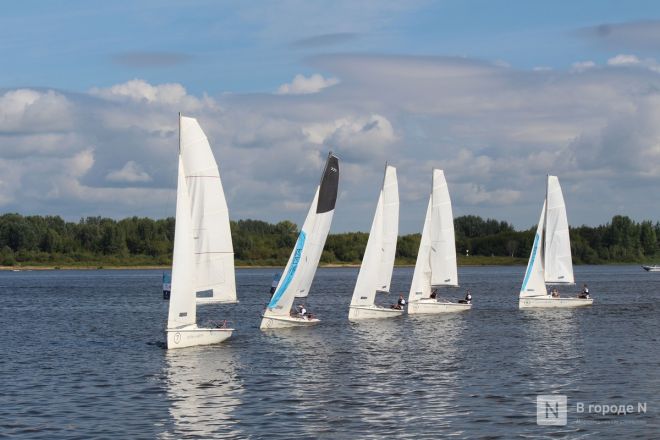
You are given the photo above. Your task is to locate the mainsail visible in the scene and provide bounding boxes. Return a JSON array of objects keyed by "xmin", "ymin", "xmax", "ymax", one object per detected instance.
[
  {"xmin": 544, "ymin": 175, "xmax": 574, "ymax": 284},
  {"xmin": 430, "ymin": 169, "xmax": 458, "ymax": 287},
  {"xmin": 179, "ymin": 116, "xmax": 236, "ymax": 303},
  {"xmin": 265, "ymin": 153, "xmax": 339, "ymax": 318},
  {"xmin": 350, "ymin": 165, "xmax": 399, "ymax": 307}
]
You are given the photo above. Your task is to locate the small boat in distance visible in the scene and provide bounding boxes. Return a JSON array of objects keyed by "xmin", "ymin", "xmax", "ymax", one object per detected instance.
[
  {"xmin": 260, "ymin": 153, "xmax": 339, "ymax": 330},
  {"xmin": 408, "ymin": 169, "xmax": 471, "ymax": 314},
  {"xmin": 642, "ymin": 265, "xmax": 660, "ymax": 272},
  {"xmin": 519, "ymin": 175, "xmax": 593, "ymax": 308},
  {"xmin": 166, "ymin": 114, "xmax": 235, "ymax": 349},
  {"xmin": 348, "ymin": 165, "xmax": 401, "ymax": 320}
]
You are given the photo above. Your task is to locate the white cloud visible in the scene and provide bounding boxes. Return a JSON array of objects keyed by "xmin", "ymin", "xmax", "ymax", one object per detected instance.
[
  {"xmin": 89, "ymin": 79, "xmax": 217, "ymax": 111},
  {"xmin": 1, "ymin": 58, "xmax": 660, "ymax": 230},
  {"xmin": 571, "ymin": 60, "xmax": 596, "ymax": 72},
  {"xmin": 606, "ymin": 54, "xmax": 660, "ymax": 73},
  {"xmin": 276, "ymin": 73, "xmax": 339, "ymax": 95},
  {"xmin": 0, "ymin": 89, "xmax": 73, "ymax": 132},
  {"xmin": 106, "ymin": 161, "xmax": 152, "ymax": 183},
  {"xmin": 607, "ymin": 54, "xmax": 640, "ymax": 66}
]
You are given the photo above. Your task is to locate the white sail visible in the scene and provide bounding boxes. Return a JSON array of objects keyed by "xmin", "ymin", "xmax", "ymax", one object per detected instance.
[
  {"xmin": 179, "ymin": 116, "xmax": 236, "ymax": 303},
  {"xmin": 408, "ymin": 195, "xmax": 433, "ymax": 302},
  {"xmin": 264, "ymin": 154, "xmax": 339, "ymax": 318},
  {"xmin": 377, "ymin": 166, "xmax": 399, "ymax": 291},
  {"xmin": 167, "ymin": 157, "xmax": 197, "ymax": 329},
  {"xmin": 520, "ymin": 201, "xmax": 547, "ymax": 298},
  {"xmin": 430, "ymin": 169, "xmax": 458, "ymax": 287},
  {"xmin": 544, "ymin": 175, "xmax": 574, "ymax": 284},
  {"xmin": 350, "ymin": 166, "xmax": 399, "ymax": 307}
]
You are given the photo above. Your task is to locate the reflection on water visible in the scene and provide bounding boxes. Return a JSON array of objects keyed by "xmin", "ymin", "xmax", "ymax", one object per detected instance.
[
  {"xmin": 161, "ymin": 346, "xmax": 243, "ymax": 439},
  {"xmin": 1, "ymin": 266, "xmax": 658, "ymax": 438},
  {"xmin": 519, "ymin": 309, "xmax": 582, "ymax": 384}
]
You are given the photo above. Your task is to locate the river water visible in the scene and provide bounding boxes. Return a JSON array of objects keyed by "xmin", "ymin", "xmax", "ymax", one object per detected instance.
[{"xmin": 1, "ymin": 265, "xmax": 658, "ymax": 438}]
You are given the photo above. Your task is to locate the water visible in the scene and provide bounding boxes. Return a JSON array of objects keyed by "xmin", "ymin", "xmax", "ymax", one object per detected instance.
[{"xmin": 1, "ymin": 266, "xmax": 658, "ymax": 439}]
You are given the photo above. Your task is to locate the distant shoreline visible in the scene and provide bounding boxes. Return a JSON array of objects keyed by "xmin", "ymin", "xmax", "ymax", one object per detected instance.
[
  {"xmin": 1, "ymin": 260, "xmax": 650, "ymax": 271},
  {"xmin": 0, "ymin": 262, "xmax": 512, "ymax": 271}
]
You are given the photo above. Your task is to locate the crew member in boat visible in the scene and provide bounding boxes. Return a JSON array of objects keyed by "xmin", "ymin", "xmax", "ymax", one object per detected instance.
[
  {"xmin": 296, "ymin": 303, "xmax": 308, "ymax": 319},
  {"xmin": 459, "ymin": 289, "xmax": 472, "ymax": 304},
  {"xmin": 430, "ymin": 289, "xmax": 438, "ymax": 299},
  {"xmin": 551, "ymin": 287, "xmax": 560, "ymax": 298},
  {"xmin": 391, "ymin": 294, "xmax": 406, "ymax": 310},
  {"xmin": 578, "ymin": 284, "xmax": 590, "ymax": 299}
]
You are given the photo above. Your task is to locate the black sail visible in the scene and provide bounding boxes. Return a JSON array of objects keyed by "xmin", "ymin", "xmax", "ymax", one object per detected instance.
[{"xmin": 317, "ymin": 153, "xmax": 339, "ymax": 214}]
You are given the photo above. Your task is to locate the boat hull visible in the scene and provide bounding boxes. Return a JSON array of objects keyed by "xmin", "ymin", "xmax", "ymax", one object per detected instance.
[
  {"xmin": 260, "ymin": 315, "xmax": 320, "ymax": 330},
  {"xmin": 166, "ymin": 326, "xmax": 233, "ymax": 349},
  {"xmin": 519, "ymin": 296, "xmax": 593, "ymax": 309},
  {"xmin": 348, "ymin": 305, "xmax": 404, "ymax": 320},
  {"xmin": 642, "ymin": 265, "xmax": 660, "ymax": 272},
  {"xmin": 407, "ymin": 299, "xmax": 472, "ymax": 314}
]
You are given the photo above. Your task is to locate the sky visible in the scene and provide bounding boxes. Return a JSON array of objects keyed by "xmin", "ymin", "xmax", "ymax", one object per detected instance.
[{"xmin": 1, "ymin": 0, "xmax": 660, "ymax": 233}]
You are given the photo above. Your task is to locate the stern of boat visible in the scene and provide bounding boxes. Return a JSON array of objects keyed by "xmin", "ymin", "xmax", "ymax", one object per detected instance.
[
  {"xmin": 166, "ymin": 325, "xmax": 233, "ymax": 349},
  {"xmin": 348, "ymin": 305, "xmax": 404, "ymax": 320}
]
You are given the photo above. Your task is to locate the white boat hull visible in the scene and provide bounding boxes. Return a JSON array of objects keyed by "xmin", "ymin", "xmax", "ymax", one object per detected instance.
[
  {"xmin": 166, "ymin": 325, "xmax": 233, "ymax": 349},
  {"xmin": 260, "ymin": 315, "xmax": 320, "ymax": 330},
  {"xmin": 348, "ymin": 305, "xmax": 404, "ymax": 320},
  {"xmin": 642, "ymin": 265, "xmax": 660, "ymax": 272},
  {"xmin": 519, "ymin": 296, "xmax": 593, "ymax": 309},
  {"xmin": 407, "ymin": 299, "xmax": 472, "ymax": 314}
]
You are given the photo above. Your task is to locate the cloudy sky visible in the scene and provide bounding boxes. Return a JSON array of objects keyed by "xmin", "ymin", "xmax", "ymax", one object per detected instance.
[{"xmin": 1, "ymin": 1, "xmax": 660, "ymax": 233}]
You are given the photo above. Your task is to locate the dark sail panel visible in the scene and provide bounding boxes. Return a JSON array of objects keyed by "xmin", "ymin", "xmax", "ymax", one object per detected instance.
[{"xmin": 317, "ymin": 153, "xmax": 339, "ymax": 214}]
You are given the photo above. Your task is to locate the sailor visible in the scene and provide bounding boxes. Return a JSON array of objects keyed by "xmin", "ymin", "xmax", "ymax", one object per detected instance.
[
  {"xmin": 578, "ymin": 284, "xmax": 590, "ymax": 299},
  {"xmin": 459, "ymin": 289, "xmax": 472, "ymax": 304},
  {"xmin": 391, "ymin": 294, "xmax": 406, "ymax": 310},
  {"xmin": 297, "ymin": 303, "xmax": 307, "ymax": 318},
  {"xmin": 551, "ymin": 287, "xmax": 560, "ymax": 298},
  {"xmin": 430, "ymin": 288, "xmax": 438, "ymax": 299}
]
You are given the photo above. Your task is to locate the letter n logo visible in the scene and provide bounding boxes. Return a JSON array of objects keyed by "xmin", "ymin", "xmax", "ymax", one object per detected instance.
[{"xmin": 537, "ymin": 395, "xmax": 567, "ymax": 425}]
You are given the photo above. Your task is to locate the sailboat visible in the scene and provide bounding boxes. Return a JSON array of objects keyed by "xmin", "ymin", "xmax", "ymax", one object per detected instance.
[
  {"xmin": 260, "ymin": 153, "xmax": 339, "ymax": 329},
  {"xmin": 166, "ymin": 115, "xmax": 236, "ymax": 349},
  {"xmin": 408, "ymin": 169, "xmax": 471, "ymax": 314},
  {"xmin": 519, "ymin": 175, "xmax": 593, "ymax": 308},
  {"xmin": 348, "ymin": 165, "xmax": 401, "ymax": 320}
]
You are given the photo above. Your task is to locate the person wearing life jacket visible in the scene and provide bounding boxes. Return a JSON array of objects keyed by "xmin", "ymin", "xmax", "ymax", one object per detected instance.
[
  {"xmin": 578, "ymin": 284, "xmax": 590, "ymax": 299},
  {"xmin": 391, "ymin": 294, "xmax": 406, "ymax": 310},
  {"xmin": 296, "ymin": 303, "xmax": 307, "ymax": 319},
  {"xmin": 459, "ymin": 289, "xmax": 472, "ymax": 304}
]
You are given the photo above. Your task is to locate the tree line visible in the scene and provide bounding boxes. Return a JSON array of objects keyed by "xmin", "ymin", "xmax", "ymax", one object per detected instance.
[{"xmin": 0, "ymin": 213, "xmax": 657, "ymax": 267}]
